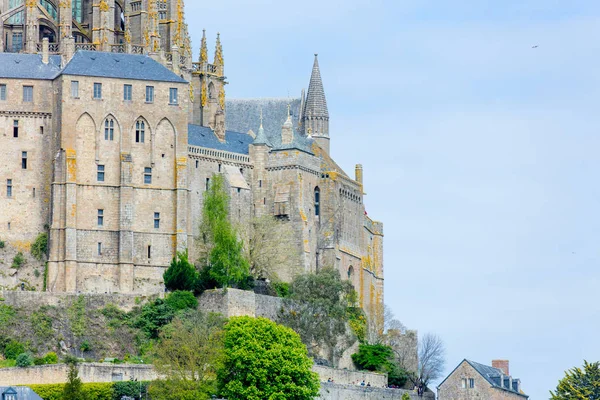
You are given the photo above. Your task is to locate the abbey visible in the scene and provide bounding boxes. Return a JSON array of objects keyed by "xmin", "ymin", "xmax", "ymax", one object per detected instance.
[{"xmin": 0, "ymin": 1, "xmax": 384, "ymax": 321}]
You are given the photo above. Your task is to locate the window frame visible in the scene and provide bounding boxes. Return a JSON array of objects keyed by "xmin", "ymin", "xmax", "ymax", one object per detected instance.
[
  {"xmin": 154, "ymin": 212, "xmax": 160, "ymax": 229},
  {"xmin": 23, "ymin": 85, "xmax": 33, "ymax": 102},
  {"xmin": 0, "ymin": 84, "xmax": 7, "ymax": 101},
  {"xmin": 169, "ymin": 88, "xmax": 178, "ymax": 105},
  {"xmin": 21, "ymin": 151, "xmax": 27, "ymax": 170},
  {"xmin": 6, "ymin": 179, "xmax": 12, "ymax": 198},
  {"xmin": 71, "ymin": 80, "xmax": 79, "ymax": 98},
  {"xmin": 144, "ymin": 167, "xmax": 152, "ymax": 184},
  {"xmin": 13, "ymin": 120, "xmax": 18, "ymax": 138},
  {"xmin": 145, "ymin": 86, "xmax": 154, "ymax": 103},
  {"xmin": 97, "ymin": 209, "xmax": 104, "ymax": 226},
  {"xmin": 136, "ymin": 120, "xmax": 145, "ymax": 143},
  {"xmin": 93, "ymin": 82, "xmax": 102, "ymax": 100},
  {"xmin": 97, "ymin": 164, "xmax": 105, "ymax": 182},
  {"xmin": 104, "ymin": 119, "xmax": 114, "ymax": 141},
  {"xmin": 123, "ymin": 84, "xmax": 132, "ymax": 101}
]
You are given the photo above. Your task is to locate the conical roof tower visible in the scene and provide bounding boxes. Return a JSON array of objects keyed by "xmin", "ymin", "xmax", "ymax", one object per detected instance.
[{"xmin": 302, "ymin": 54, "xmax": 330, "ymax": 153}]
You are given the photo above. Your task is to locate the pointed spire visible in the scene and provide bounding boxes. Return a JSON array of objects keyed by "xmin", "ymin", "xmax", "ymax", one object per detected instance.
[
  {"xmin": 214, "ymin": 32, "xmax": 224, "ymax": 75},
  {"xmin": 253, "ymin": 108, "xmax": 272, "ymax": 147},
  {"xmin": 303, "ymin": 54, "xmax": 329, "ymax": 120},
  {"xmin": 200, "ymin": 29, "xmax": 208, "ymax": 64}
]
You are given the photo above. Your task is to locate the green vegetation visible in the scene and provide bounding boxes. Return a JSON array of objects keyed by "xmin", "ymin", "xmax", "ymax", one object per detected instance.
[
  {"xmin": 149, "ymin": 311, "xmax": 226, "ymax": 400},
  {"xmin": 67, "ymin": 295, "xmax": 87, "ymax": 338},
  {"xmin": 31, "ymin": 232, "xmax": 48, "ymax": 261},
  {"xmin": 352, "ymin": 343, "xmax": 409, "ymax": 387},
  {"xmin": 218, "ymin": 316, "xmax": 320, "ymax": 400},
  {"xmin": 271, "ymin": 281, "xmax": 290, "ymax": 298},
  {"xmin": 163, "ymin": 250, "xmax": 198, "ymax": 292},
  {"xmin": 63, "ymin": 356, "xmax": 83, "ymax": 400},
  {"xmin": 279, "ymin": 267, "xmax": 357, "ymax": 366},
  {"xmin": 11, "ymin": 252, "xmax": 25, "ymax": 269},
  {"xmin": 30, "ymin": 383, "xmax": 116, "ymax": 400},
  {"xmin": 551, "ymin": 361, "xmax": 600, "ymax": 399},
  {"xmin": 347, "ymin": 306, "xmax": 367, "ymax": 343},
  {"xmin": 164, "ymin": 290, "xmax": 198, "ymax": 311},
  {"xmin": 402, "ymin": 393, "xmax": 411, "ymax": 400},
  {"xmin": 0, "ymin": 239, "xmax": 5, "ymax": 249},
  {"xmin": 16, "ymin": 352, "xmax": 33, "ymax": 367},
  {"xmin": 4, "ymin": 339, "xmax": 25, "ymax": 360},
  {"xmin": 31, "ymin": 307, "xmax": 54, "ymax": 340}
]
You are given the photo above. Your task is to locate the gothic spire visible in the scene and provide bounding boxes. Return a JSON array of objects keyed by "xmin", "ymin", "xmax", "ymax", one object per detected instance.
[
  {"xmin": 303, "ymin": 54, "xmax": 329, "ymax": 120},
  {"xmin": 214, "ymin": 33, "xmax": 224, "ymax": 75},
  {"xmin": 253, "ymin": 108, "xmax": 272, "ymax": 147},
  {"xmin": 200, "ymin": 29, "xmax": 208, "ymax": 64}
]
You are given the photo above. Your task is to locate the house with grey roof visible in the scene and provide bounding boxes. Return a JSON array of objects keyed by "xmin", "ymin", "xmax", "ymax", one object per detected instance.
[
  {"xmin": 437, "ymin": 359, "xmax": 528, "ymax": 400},
  {"xmin": 0, "ymin": 387, "xmax": 43, "ymax": 400}
]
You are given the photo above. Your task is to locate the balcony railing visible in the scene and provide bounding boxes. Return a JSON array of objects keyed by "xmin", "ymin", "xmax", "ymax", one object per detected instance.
[{"xmin": 75, "ymin": 43, "xmax": 98, "ymax": 51}]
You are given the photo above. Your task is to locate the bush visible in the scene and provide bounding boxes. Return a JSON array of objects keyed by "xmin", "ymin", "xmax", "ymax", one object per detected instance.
[
  {"xmin": 0, "ymin": 240, "xmax": 5, "ymax": 249},
  {"xmin": 16, "ymin": 353, "xmax": 33, "ymax": 367},
  {"xmin": 163, "ymin": 250, "xmax": 198, "ymax": 292},
  {"xmin": 402, "ymin": 393, "xmax": 411, "ymax": 400},
  {"xmin": 114, "ymin": 381, "xmax": 149, "ymax": 399},
  {"xmin": 44, "ymin": 352, "xmax": 58, "ymax": 364},
  {"xmin": 351, "ymin": 343, "xmax": 394, "ymax": 372},
  {"xmin": 80, "ymin": 340, "xmax": 91, "ymax": 352},
  {"xmin": 30, "ymin": 383, "xmax": 114, "ymax": 400},
  {"xmin": 272, "ymin": 281, "xmax": 290, "ymax": 298},
  {"xmin": 4, "ymin": 340, "xmax": 25, "ymax": 360},
  {"xmin": 11, "ymin": 252, "xmax": 25, "ymax": 269},
  {"xmin": 31, "ymin": 232, "xmax": 48, "ymax": 261},
  {"xmin": 34, "ymin": 357, "xmax": 46, "ymax": 366},
  {"xmin": 132, "ymin": 298, "xmax": 176, "ymax": 339},
  {"xmin": 165, "ymin": 290, "xmax": 198, "ymax": 311}
]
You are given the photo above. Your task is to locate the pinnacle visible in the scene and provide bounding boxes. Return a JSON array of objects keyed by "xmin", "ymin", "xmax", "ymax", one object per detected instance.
[{"xmin": 303, "ymin": 54, "xmax": 329, "ymax": 119}]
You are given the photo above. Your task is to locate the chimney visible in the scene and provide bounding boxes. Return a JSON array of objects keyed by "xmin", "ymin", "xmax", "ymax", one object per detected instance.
[
  {"xmin": 492, "ymin": 360, "xmax": 509, "ymax": 376},
  {"xmin": 42, "ymin": 37, "xmax": 49, "ymax": 64},
  {"xmin": 355, "ymin": 164, "xmax": 363, "ymax": 186}
]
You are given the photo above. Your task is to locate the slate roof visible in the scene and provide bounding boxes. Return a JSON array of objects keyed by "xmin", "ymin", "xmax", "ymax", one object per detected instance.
[
  {"xmin": 0, "ymin": 386, "xmax": 43, "ymax": 400},
  {"xmin": 0, "ymin": 53, "xmax": 62, "ymax": 80},
  {"xmin": 188, "ymin": 124, "xmax": 253, "ymax": 155},
  {"xmin": 61, "ymin": 51, "xmax": 187, "ymax": 83},
  {"xmin": 303, "ymin": 54, "xmax": 329, "ymax": 118},
  {"xmin": 225, "ymin": 98, "xmax": 314, "ymax": 154}
]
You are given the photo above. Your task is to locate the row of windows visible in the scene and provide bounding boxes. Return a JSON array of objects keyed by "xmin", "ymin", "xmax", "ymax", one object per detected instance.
[
  {"xmin": 5, "ymin": 179, "xmax": 37, "ymax": 198},
  {"xmin": 9, "ymin": 120, "xmax": 44, "ymax": 138},
  {"xmin": 461, "ymin": 378, "xmax": 475, "ymax": 389},
  {"xmin": 96, "ymin": 210, "xmax": 160, "ymax": 229},
  {"xmin": 97, "ymin": 165, "xmax": 154, "ymax": 184},
  {"xmin": 74, "ymin": 81, "xmax": 177, "ymax": 105},
  {"xmin": 97, "ymin": 243, "xmax": 154, "ymax": 259},
  {"xmin": 0, "ymin": 84, "xmax": 33, "ymax": 102}
]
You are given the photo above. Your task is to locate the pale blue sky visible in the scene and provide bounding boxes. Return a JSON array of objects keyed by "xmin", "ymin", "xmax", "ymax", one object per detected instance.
[{"xmin": 185, "ymin": 1, "xmax": 600, "ymax": 398}]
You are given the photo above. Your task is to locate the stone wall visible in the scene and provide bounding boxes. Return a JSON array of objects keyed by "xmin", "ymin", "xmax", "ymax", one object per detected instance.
[
  {"xmin": 0, "ymin": 363, "xmax": 157, "ymax": 386},
  {"xmin": 313, "ymin": 366, "xmax": 386, "ymax": 387},
  {"xmin": 318, "ymin": 383, "xmax": 435, "ymax": 400},
  {"xmin": 198, "ymin": 288, "xmax": 283, "ymax": 319},
  {"xmin": 0, "ymin": 290, "xmax": 159, "ymax": 312}
]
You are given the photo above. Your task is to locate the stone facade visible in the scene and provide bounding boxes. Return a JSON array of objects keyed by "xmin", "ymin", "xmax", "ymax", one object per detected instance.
[
  {"xmin": 437, "ymin": 360, "xmax": 528, "ymax": 400},
  {"xmin": 0, "ymin": 2, "xmax": 384, "ymax": 326}
]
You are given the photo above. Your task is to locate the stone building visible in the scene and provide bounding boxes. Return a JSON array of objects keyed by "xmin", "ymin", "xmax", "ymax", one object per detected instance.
[
  {"xmin": 0, "ymin": 2, "xmax": 384, "ymax": 323},
  {"xmin": 437, "ymin": 359, "xmax": 529, "ymax": 400}
]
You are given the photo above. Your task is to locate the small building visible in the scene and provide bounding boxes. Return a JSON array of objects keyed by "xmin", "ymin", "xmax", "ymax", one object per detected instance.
[
  {"xmin": 0, "ymin": 387, "xmax": 43, "ymax": 400},
  {"xmin": 437, "ymin": 359, "xmax": 528, "ymax": 400}
]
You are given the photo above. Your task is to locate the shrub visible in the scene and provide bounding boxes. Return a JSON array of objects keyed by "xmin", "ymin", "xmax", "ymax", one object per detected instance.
[
  {"xmin": 132, "ymin": 298, "xmax": 176, "ymax": 339},
  {"xmin": 272, "ymin": 281, "xmax": 290, "ymax": 298},
  {"xmin": 31, "ymin": 232, "xmax": 48, "ymax": 261},
  {"xmin": 30, "ymin": 383, "xmax": 114, "ymax": 400},
  {"xmin": 165, "ymin": 290, "xmax": 198, "ymax": 311},
  {"xmin": 402, "ymin": 393, "xmax": 411, "ymax": 400},
  {"xmin": 163, "ymin": 250, "xmax": 198, "ymax": 292},
  {"xmin": 11, "ymin": 252, "xmax": 25, "ymax": 269},
  {"xmin": 0, "ymin": 304, "xmax": 16, "ymax": 325},
  {"xmin": 34, "ymin": 357, "xmax": 46, "ymax": 366},
  {"xmin": 80, "ymin": 340, "xmax": 91, "ymax": 352},
  {"xmin": 351, "ymin": 343, "xmax": 394, "ymax": 372},
  {"xmin": 4, "ymin": 340, "xmax": 25, "ymax": 360},
  {"xmin": 16, "ymin": 353, "xmax": 34, "ymax": 367},
  {"xmin": 0, "ymin": 240, "xmax": 5, "ymax": 249},
  {"xmin": 114, "ymin": 381, "xmax": 150, "ymax": 399},
  {"xmin": 44, "ymin": 352, "xmax": 58, "ymax": 364}
]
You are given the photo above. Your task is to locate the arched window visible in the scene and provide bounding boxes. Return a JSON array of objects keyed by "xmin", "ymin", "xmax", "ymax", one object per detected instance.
[
  {"xmin": 314, "ymin": 187, "xmax": 320, "ymax": 217},
  {"xmin": 208, "ymin": 82, "xmax": 215, "ymax": 99},
  {"xmin": 348, "ymin": 266, "xmax": 354, "ymax": 280},
  {"xmin": 104, "ymin": 119, "xmax": 114, "ymax": 141},
  {"xmin": 135, "ymin": 120, "xmax": 145, "ymax": 143}
]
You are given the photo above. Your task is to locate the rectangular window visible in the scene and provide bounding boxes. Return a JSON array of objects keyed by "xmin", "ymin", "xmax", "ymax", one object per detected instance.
[
  {"xmin": 259, "ymin": 180, "xmax": 262, "ymax": 188},
  {"xmin": 97, "ymin": 165, "xmax": 105, "ymax": 182},
  {"xmin": 169, "ymin": 88, "xmax": 178, "ymax": 105},
  {"xmin": 195, "ymin": 160, "xmax": 198, "ymax": 168},
  {"xmin": 33, "ymin": 187, "xmax": 35, "ymax": 198},
  {"xmin": 123, "ymin": 84, "xmax": 132, "ymax": 101},
  {"xmin": 71, "ymin": 81, "xmax": 79, "ymax": 98},
  {"xmin": 21, "ymin": 151, "xmax": 27, "ymax": 169},
  {"xmin": 13, "ymin": 120, "xmax": 18, "ymax": 138},
  {"xmin": 205, "ymin": 178, "xmax": 210, "ymax": 191},
  {"xmin": 469, "ymin": 378, "xmax": 475, "ymax": 389},
  {"xmin": 145, "ymin": 86, "xmax": 154, "ymax": 103},
  {"xmin": 0, "ymin": 84, "xmax": 6, "ymax": 101},
  {"xmin": 93, "ymin": 83, "xmax": 102, "ymax": 99},
  {"xmin": 98, "ymin": 209, "xmax": 104, "ymax": 226},
  {"xmin": 6, "ymin": 179, "xmax": 12, "ymax": 198},
  {"xmin": 23, "ymin": 85, "xmax": 33, "ymax": 102},
  {"xmin": 461, "ymin": 379, "xmax": 466, "ymax": 389},
  {"xmin": 97, "ymin": 242, "xmax": 102, "ymax": 255},
  {"xmin": 154, "ymin": 212, "xmax": 160, "ymax": 229},
  {"xmin": 147, "ymin": 245, "xmax": 152, "ymax": 259},
  {"xmin": 144, "ymin": 167, "xmax": 152, "ymax": 184},
  {"xmin": 12, "ymin": 33, "xmax": 23, "ymax": 53}
]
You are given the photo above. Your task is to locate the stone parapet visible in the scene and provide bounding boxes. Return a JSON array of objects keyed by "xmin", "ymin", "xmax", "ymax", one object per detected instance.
[{"xmin": 319, "ymin": 383, "xmax": 435, "ymax": 400}]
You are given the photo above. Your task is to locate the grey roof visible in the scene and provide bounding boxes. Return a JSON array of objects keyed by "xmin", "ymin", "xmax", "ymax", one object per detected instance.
[
  {"xmin": 62, "ymin": 51, "xmax": 187, "ymax": 83},
  {"xmin": 0, "ymin": 53, "xmax": 62, "ymax": 80},
  {"xmin": 303, "ymin": 54, "xmax": 329, "ymax": 118},
  {"xmin": 0, "ymin": 386, "xmax": 43, "ymax": 400},
  {"xmin": 466, "ymin": 360, "xmax": 528, "ymax": 398},
  {"xmin": 225, "ymin": 98, "xmax": 313, "ymax": 154},
  {"xmin": 188, "ymin": 124, "xmax": 253, "ymax": 155},
  {"xmin": 253, "ymin": 124, "xmax": 272, "ymax": 147}
]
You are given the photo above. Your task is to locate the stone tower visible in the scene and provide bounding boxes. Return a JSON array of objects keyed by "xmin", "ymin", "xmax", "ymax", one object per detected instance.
[
  {"xmin": 301, "ymin": 54, "xmax": 330, "ymax": 154},
  {"xmin": 190, "ymin": 30, "xmax": 227, "ymax": 139}
]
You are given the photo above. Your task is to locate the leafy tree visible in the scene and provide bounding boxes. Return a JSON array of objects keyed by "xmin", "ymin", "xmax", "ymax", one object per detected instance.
[
  {"xmin": 4, "ymin": 340, "xmax": 25, "ymax": 360},
  {"xmin": 551, "ymin": 361, "xmax": 600, "ymax": 399},
  {"xmin": 218, "ymin": 316, "xmax": 320, "ymax": 400},
  {"xmin": 278, "ymin": 268, "xmax": 356, "ymax": 366},
  {"xmin": 16, "ymin": 352, "xmax": 33, "ymax": 367},
  {"xmin": 132, "ymin": 298, "xmax": 176, "ymax": 339},
  {"xmin": 164, "ymin": 250, "xmax": 198, "ymax": 292},
  {"xmin": 352, "ymin": 343, "xmax": 394, "ymax": 371},
  {"xmin": 165, "ymin": 290, "xmax": 198, "ymax": 311},
  {"xmin": 149, "ymin": 311, "xmax": 226, "ymax": 400},
  {"xmin": 197, "ymin": 174, "xmax": 250, "ymax": 289},
  {"xmin": 114, "ymin": 381, "xmax": 149, "ymax": 400},
  {"xmin": 63, "ymin": 356, "xmax": 83, "ymax": 400}
]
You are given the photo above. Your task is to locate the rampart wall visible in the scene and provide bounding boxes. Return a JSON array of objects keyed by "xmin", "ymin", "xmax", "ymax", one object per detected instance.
[{"xmin": 318, "ymin": 383, "xmax": 435, "ymax": 400}]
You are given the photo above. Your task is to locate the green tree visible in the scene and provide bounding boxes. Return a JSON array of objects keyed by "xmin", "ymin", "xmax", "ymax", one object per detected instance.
[
  {"xmin": 197, "ymin": 174, "xmax": 250, "ymax": 289},
  {"xmin": 63, "ymin": 356, "xmax": 83, "ymax": 400},
  {"xmin": 218, "ymin": 316, "xmax": 320, "ymax": 400},
  {"xmin": 551, "ymin": 361, "xmax": 600, "ymax": 400},
  {"xmin": 165, "ymin": 290, "xmax": 198, "ymax": 311},
  {"xmin": 149, "ymin": 311, "xmax": 226, "ymax": 400},
  {"xmin": 4, "ymin": 340, "xmax": 25, "ymax": 360},
  {"xmin": 16, "ymin": 353, "xmax": 33, "ymax": 367},
  {"xmin": 352, "ymin": 343, "xmax": 394, "ymax": 371},
  {"xmin": 163, "ymin": 250, "xmax": 198, "ymax": 292},
  {"xmin": 278, "ymin": 268, "xmax": 356, "ymax": 366}
]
